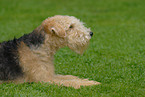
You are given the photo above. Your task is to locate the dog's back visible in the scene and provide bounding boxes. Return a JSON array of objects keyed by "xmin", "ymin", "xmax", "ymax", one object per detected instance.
[
  {"xmin": 0, "ymin": 39, "xmax": 23, "ymax": 80},
  {"xmin": 0, "ymin": 30, "xmax": 45, "ymax": 81}
]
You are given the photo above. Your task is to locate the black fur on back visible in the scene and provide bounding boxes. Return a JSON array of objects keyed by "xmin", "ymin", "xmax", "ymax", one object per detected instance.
[
  {"xmin": 0, "ymin": 30, "xmax": 45, "ymax": 81},
  {"xmin": 18, "ymin": 30, "xmax": 45, "ymax": 48}
]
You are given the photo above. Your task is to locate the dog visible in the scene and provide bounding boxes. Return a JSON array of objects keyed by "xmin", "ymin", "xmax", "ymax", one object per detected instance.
[{"xmin": 0, "ymin": 15, "xmax": 100, "ymax": 89}]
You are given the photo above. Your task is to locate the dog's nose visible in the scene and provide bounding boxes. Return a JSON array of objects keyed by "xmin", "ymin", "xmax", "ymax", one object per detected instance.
[{"xmin": 90, "ymin": 32, "xmax": 93, "ymax": 37}]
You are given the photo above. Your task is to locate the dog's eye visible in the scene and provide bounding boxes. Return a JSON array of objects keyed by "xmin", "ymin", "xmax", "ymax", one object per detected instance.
[{"xmin": 69, "ymin": 25, "xmax": 73, "ymax": 28}]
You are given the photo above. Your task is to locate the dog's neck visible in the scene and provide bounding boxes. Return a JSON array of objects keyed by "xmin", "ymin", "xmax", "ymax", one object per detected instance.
[{"xmin": 30, "ymin": 29, "xmax": 65, "ymax": 62}]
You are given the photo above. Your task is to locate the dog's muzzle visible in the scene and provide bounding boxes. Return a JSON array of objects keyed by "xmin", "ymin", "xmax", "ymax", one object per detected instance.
[{"xmin": 90, "ymin": 32, "xmax": 93, "ymax": 37}]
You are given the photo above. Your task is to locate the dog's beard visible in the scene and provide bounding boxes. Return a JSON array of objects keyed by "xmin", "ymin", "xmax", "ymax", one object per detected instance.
[
  {"xmin": 67, "ymin": 36, "xmax": 90, "ymax": 54},
  {"xmin": 73, "ymin": 44, "xmax": 89, "ymax": 54}
]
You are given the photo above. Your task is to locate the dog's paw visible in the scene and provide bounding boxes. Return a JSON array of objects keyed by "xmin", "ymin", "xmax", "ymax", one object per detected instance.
[{"xmin": 72, "ymin": 79, "xmax": 101, "ymax": 89}]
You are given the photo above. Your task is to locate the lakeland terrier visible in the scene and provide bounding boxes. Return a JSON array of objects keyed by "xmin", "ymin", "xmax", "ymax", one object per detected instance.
[{"xmin": 0, "ymin": 15, "xmax": 100, "ymax": 89}]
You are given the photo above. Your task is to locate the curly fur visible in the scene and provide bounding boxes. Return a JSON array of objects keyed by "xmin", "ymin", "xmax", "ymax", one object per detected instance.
[{"xmin": 0, "ymin": 15, "xmax": 100, "ymax": 88}]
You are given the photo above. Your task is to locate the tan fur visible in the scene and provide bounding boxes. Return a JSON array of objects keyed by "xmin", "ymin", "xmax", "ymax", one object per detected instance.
[{"xmin": 6, "ymin": 15, "xmax": 101, "ymax": 89}]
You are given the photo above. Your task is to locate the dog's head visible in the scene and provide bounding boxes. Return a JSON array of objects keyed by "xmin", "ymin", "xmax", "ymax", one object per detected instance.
[{"xmin": 42, "ymin": 15, "xmax": 93, "ymax": 54}]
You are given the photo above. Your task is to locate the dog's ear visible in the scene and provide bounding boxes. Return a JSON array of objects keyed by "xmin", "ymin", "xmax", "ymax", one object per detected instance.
[
  {"xmin": 42, "ymin": 19, "xmax": 66, "ymax": 38},
  {"xmin": 49, "ymin": 24, "xmax": 66, "ymax": 37}
]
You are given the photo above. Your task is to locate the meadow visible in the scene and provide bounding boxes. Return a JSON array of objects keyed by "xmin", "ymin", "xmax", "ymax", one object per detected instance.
[{"xmin": 0, "ymin": 0, "xmax": 144, "ymax": 96}]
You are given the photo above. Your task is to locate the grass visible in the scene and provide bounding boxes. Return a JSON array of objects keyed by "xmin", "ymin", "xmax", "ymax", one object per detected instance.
[{"xmin": 0, "ymin": 0, "xmax": 145, "ymax": 96}]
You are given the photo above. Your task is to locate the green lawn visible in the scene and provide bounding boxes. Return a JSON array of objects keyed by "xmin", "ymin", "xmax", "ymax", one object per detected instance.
[{"xmin": 0, "ymin": 0, "xmax": 145, "ymax": 96}]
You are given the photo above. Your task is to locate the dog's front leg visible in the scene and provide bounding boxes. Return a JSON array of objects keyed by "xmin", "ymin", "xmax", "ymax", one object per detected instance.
[{"xmin": 52, "ymin": 75, "xmax": 100, "ymax": 89}]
